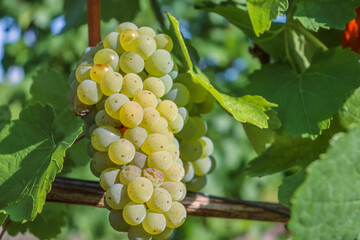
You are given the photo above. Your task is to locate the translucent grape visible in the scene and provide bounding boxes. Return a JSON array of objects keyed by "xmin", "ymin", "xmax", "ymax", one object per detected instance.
[
  {"xmin": 168, "ymin": 113, "xmax": 184, "ymax": 133},
  {"xmin": 187, "ymin": 176, "xmax": 207, "ymax": 191},
  {"xmin": 90, "ymin": 161, "xmax": 101, "ymax": 178},
  {"xmin": 147, "ymin": 151, "xmax": 173, "ymax": 171},
  {"xmin": 140, "ymin": 108, "xmax": 161, "ymax": 128},
  {"xmin": 192, "ymin": 117, "xmax": 207, "ymax": 139},
  {"xmin": 156, "ymin": 100, "xmax": 178, "ymax": 122},
  {"xmin": 100, "ymin": 71, "xmax": 123, "ymax": 96},
  {"xmin": 77, "ymin": 80, "xmax": 103, "ymax": 105},
  {"xmin": 196, "ymin": 93, "xmax": 214, "ymax": 114},
  {"xmin": 92, "ymin": 151, "xmax": 117, "ymax": 173},
  {"xmin": 109, "ymin": 210, "xmax": 130, "ymax": 232},
  {"xmin": 123, "ymin": 202, "xmax": 147, "ymax": 225},
  {"xmin": 176, "ymin": 117, "xmax": 197, "ymax": 140},
  {"xmin": 165, "ymin": 83, "xmax": 190, "ymax": 107},
  {"xmin": 120, "ymin": 165, "xmax": 142, "ymax": 185},
  {"xmin": 153, "ymin": 227, "xmax": 174, "ymax": 240},
  {"xmin": 133, "ymin": 90, "xmax": 157, "ymax": 109},
  {"xmin": 105, "ymin": 183, "xmax": 131, "ymax": 210},
  {"xmin": 120, "ymin": 51, "xmax": 144, "ymax": 73},
  {"xmin": 155, "ymin": 34, "xmax": 173, "ymax": 52},
  {"xmin": 124, "ymin": 126, "xmax": 148, "ymax": 149},
  {"xmin": 80, "ymin": 46, "xmax": 97, "ymax": 59},
  {"xmin": 192, "ymin": 157, "xmax": 212, "ymax": 176},
  {"xmin": 130, "ymin": 34, "xmax": 156, "ymax": 59},
  {"xmin": 143, "ymin": 77, "xmax": 165, "ymax": 98},
  {"xmin": 95, "ymin": 109, "xmax": 121, "ymax": 127},
  {"xmin": 208, "ymin": 156, "xmax": 216, "ymax": 174},
  {"xmin": 129, "ymin": 151, "xmax": 148, "ymax": 169},
  {"xmin": 90, "ymin": 63, "xmax": 113, "ymax": 84},
  {"xmin": 75, "ymin": 62, "xmax": 93, "ymax": 83},
  {"xmin": 199, "ymin": 136, "xmax": 214, "ymax": 158},
  {"xmin": 158, "ymin": 74, "xmax": 173, "ymax": 95},
  {"xmin": 91, "ymin": 126, "xmax": 121, "ymax": 151},
  {"xmin": 142, "ymin": 210, "xmax": 166, "ymax": 235},
  {"xmin": 94, "ymin": 48, "xmax": 119, "ymax": 71},
  {"xmin": 164, "ymin": 202, "xmax": 186, "ymax": 228},
  {"xmin": 138, "ymin": 71, "xmax": 147, "ymax": 80},
  {"xmin": 128, "ymin": 225, "xmax": 152, "ymax": 240},
  {"xmin": 103, "ymin": 32, "xmax": 124, "ymax": 54},
  {"xmin": 121, "ymin": 73, "xmax": 143, "ymax": 97},
  {"xmin": 143, "ymin": 168, "xmax": 164, "ymax": 187},
  {"xmin": 108, "ymin": 139, "xmax": 136, "ymax": 165},
  {"xmin": 127, "ymin": 177, "xmax": 154, "ymax": 203},
  {"xmin": 180, "ymin": 139, "xmax": 202, "ymax": 162},
  {"xmin": 138, "ymin": 26, "xmax": 156, "ymax": 37},
  {"xmin": 116, "ymin": 22, "xmax": 138, "ymax": 33},
  {"xmin": 120, "ymin": 29, "xmax": 139, "ymax": 51},
  {"xmin": 161, "ymin": 182, "xmax": 186, "ymax": 202},
  {"xmin": 177, "ymin": 73, "xmax": 208, "ymax": 103},
  {"xmin": 164, "ymin": 162, "xmax": 185, "ymax": 182},
  {"xmin": 167, "ymin": 143, "xmax": 180, "ymax": 161},
  {"xmin": 177, "ymin": 107, "xmax": 189, "ymax": 124},
  {"xmin": 85, "ymin": 123, "xmax": 97, "ymax": 139},
  {"xmin": 182, "ymin": 161, "xmax": 195, "ymax": 183},
  {"xmin": 100, "ymin": 168, "xmax": 120, "ymax": 190},
  {"xmin": 168, "ymin": 64, "xmax": 178, "ymax": 80},
  {"xmin": 141, "ymin": 133, "xmax": 169, "ymax": 154},
  {"xmin": 105, "ymin": 93, "xmax": 130, "ymax": 119},
  {"xmin": 145, "ymin": 49, "xmax": 173, "ymax": 77},
  {"xmin": 119, "ymin": 101, "xmax": 144, "ymax": 128},
  {"xmin": 146, "ymin": 188, "xmax": 172, "ymax": 213},
  {"xmin": 95, "ymin": 96, "xmax": 107, "ymax": 111}
]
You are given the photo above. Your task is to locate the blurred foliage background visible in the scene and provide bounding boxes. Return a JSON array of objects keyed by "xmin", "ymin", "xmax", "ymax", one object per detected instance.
[{"xmin": 0, "ymin": 0, "xmax": 288, "ymax": 239}]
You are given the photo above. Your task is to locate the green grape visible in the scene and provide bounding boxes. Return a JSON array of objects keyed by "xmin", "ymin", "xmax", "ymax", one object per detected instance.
[
  {"xmin": 164, "ymin": 162, "xmax": 185, "ymax": 182},
  {"xmin": 124, "ymin": 126, "xmax": 148, "ymax": 149},
  {"xmin": 128, "ymin": 225, "xmax": 152, "ymax": 240},
  {"xmin": 161, "ymin": 182, "xmax": 186, "ymax": 202},
  {"xmin": 140, "ymin": 108, "xmax": 161, "ymax": 128},
  {"xmin": 192, "ymin": 117, "xmax": 207, "ymax": 139},
  {"xmin": 155, "ymin": 34, "xmax": 173, "ymax": 52},
  {"xmin": 156, "ymin": 100, "xmax": 178, "ymax": 122},
  {"xmin": 146, "ymin": 188, "xmax": 172, "ymax": 213},
  {"xmin": 187, "ymin": 175, "xmax": 207, "ymax": 191},
  {"xmin": 105, "ymin": 183, "xmax": 131, "ymax": 210},
  {"xmin": 91, "ymin": 126, "xmax": 121, "ymax": 151},
  {"xmin": 100, "ymin": 168, "xmax": 120, "ymax": 190},
  {"xmin": 90, "ymin": 63, "xmax": 113, "ymax": 84},
  {"xmin": 138, "ymin": 27, "xmax": 156, "ymax": 37},
  {"xmin": 68, "ymin": 76, "xmax": 78, "ymax": 100},
  {"xmin": 82, "ymin": 107, "xmax": 97, "ymax": 126},
  {"xmin": 177, "ymin": 107, "xmax": 188, "ymax": 125},
  {"xmin": 100, "ymin": 71, "xmax": 123, "ymax": 96},
  {"xmin": 182, "ymin": 161, "xmax": 195, "ymax": 183},
  {"xmin": 147, "ymin": 151, "xmax": 173, "ymax": 171},
  {"xmin": 167, "ymin": 143, "xmax": 180, "ymax": 161},
  {"xmin": 77, "ymin": 80, "xmax": 103, "ymax": 105},
  {"xmin": 127, "ymin": 177, "xmax": 154, "ymax": 203},
  {"xmin": 103, "ymin": 32, "xmax": 124, "ymax": 54},
  {"xmin": 94, "ymin": 48, "xmax": 119, "ymax": 71},
  {"xmin": 95, "ymin": 109, "xmax": 121, "ymax": 127},
  {"xmin": 143, "ymin": 168, "xmax": 164, "ymax": 187},
  {"xmin": 138, "ymin": 71, "xmax": 148, "ymax": 80},
  {"xmin": 121, "ymin": 73, "xmax": 143, "ymax": 97},
  {"xmin": 154, "ymin": 227, "xmax": 174, "ymax": 240},
  {"xmin": 120, "ymin": 51, "xmax": 145, "ymax": 74},
  {"xmin": 199, "ymin": 136, "xmax": 214, "ymax": 158},
  {"xmin": 176, "ymin": 73, "xmax": 208, "ymax": 103},
  {"xmin": 168, "ymin": 113, "xmax": 184, "ymax": 134},
  {"xmin": 95, "ymin": 96, "xmax": 107, "ymax": 111},
  {"xmin": 105, "ymin": 93, "xmax": 130, "ymax": 119},
  {"xmin": 133, "ymin": 90, "xmax": 158, "ymax": 109},
  {"xmin": 130, "ymin": 35, "xmax": 156, "ymax": 59},
  {"xmin": 119, "ymin": 101, "xmax": 144, "ymax": 128},
  {"xmin": 116, "ymin": 22, "xmax": 138, "ymax": 33},
  {"xmin": 145, "ymin": 49, "xmax": 173, "ymax": 77},
  {"xmin": 168, "ymin": 64, "xmax": 178, "ymax": 80},
  {"xmin": 176, "ymin": 117, "xmax": 197, "ymax": 140},
  {"xmin": 108, "ymin": 139, "xmax": 136, "ymax": 165},
  {"xmin": 87, "ymin": 141, "xmax": 97, "ymax": 157},
  {"xmin": 120, "ymin": 165, "xmax": 142, "ymax": 185},
  {"xmin": 142, "ymin": 210, "xmax": 166, "ymax": 235},
  {"xmin": 90, "ymin": 160, "xmax": 101, "ymax": 178},
  {"xmin": 143, "ymin": 77, "xmax": 165, "ymax": 98},
  {"xmin": 158, "ymin": 74, "xmax": 173, "ymax": 95},
  {"xmin": 196, "ymin": 93, "xmax": 214, "ymax": 114},
  {"xmin": 120, "ymin": 29, "xmax": 139, "ymax": 51},
  {"xmin": 180, "ymin": 139, "xmax": 202, "ymax": 162},
  {"xmin": 75, "ymin": 62, "xmax": 93, "ymax": 83},
  {"xmin": 173, "ymin": 157, "xmax": 184, "ymax": 167},
  {"xmin": 164, "ymin": 202, "xmax": 186, "ymax": 228},
  {"xmin": 130, "ymin": 151, "xmax": 148, "ymax": 169},
  {"xmin": 80, "ymin": 46, "xmax": 97, "ymax": 59},
  {"xmin": 92, "ymin": 151, "xmax": 117, "ymax": 173},
  {"xmin": 109, "ymin": 210, "xmax": 130, "ymax": 232},
  {"xmin": 164, "ymin": 83, "xmax": 190, "ymax": 107},
  {"xmin": 141, "ymin": 133, "xmax": 169, "ymax": 154},
  {"xmin": 192, "ymin": 157, "xmax": 212, "ymax": 176},
  {"xmin": 208, "ymin": 156, "xmax": 216, "ymax": 174},
  {"xmin": 85, "ymin": 123, "xmax": 97, "ymax": 139}
]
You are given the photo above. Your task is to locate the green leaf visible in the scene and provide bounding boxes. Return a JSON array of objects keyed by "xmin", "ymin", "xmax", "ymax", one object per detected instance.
[
  {"xmin": 0, "ymin": 212, "xmax": 7, "ymax": 226},
  {"xmin": 0, "ymin": 105, "xmax": 11, "ymax": 131},
  {"xmin": 340, "ymin": 86, "xmax": 360, "ymax": 129},
  {"xmin": 166, "ymin": 12, "xmax": 276, "ymax": 128},
  {"xmin": 246, "ymin": 0, "xmax": 288, "ymax": 36},
  {"xmin": 62, "ymin": 0, "xmax": 87, "ymax": 33},
  {"xmin": 294, "ymin": 0, "xmax": 360, "ymax": 31},
  {"xmin": 101, "ymin": 0, "xmax": 140, "ymax": 22},
  {"xmin": 62, "ymin": 138, "xmax": 91, "ymax": 174},
  {"xmin": 278, "ymin": 169, "xmax": 306, "ymax": 207},
  {"xmin": 289, "ymin": 127, "xmax": 360, "ymax": 240},
  {"xmin": 0, "ymin": 103, "xmax": 83, "ymax": 221},
  {"xmin": 245, "ymin": 47, "xmax": 360, "ymax": 136}
]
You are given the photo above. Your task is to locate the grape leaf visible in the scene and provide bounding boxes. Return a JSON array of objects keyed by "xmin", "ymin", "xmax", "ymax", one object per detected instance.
[
  {"xmin": 294, "ymin": 0, "xmax": 360, "ymax": 31},
  {"xmin": 246, "ymin": 0, "xmax": 288, "ymax": 36},
  {"xmin": 340, "ymin": 86, "xmax": 360, "ymax": 129},
  {"xmin": 278, "ymin": 169, "xmax": 306, "ymax": 207},
  {"xmin": 0, "ymin": 103, "xmax": 83, "ymax": 221},
  {"xmin": 62, "ymin": 0, "xmax": 87, "ymax": 33},
  {"xmin": 62, "ymin": 138, "xmax": 91, "ymax": 174},
  {"xmin": 101, "ymin": 0, "xmax": 140, "ymax": 22},
  {"xmin": 0, "ymin": 212, "xmax": 7, "ymax": 226},
  {"xmin": 245, "ymin": 47, "xmax": 360, "ymax": 136},
  {"xmin": 166, "ymin": 12, "xmax": 276, "ymax": 128},
  {"xmin": 0, "ymin": 105, "xmax": 11, "ymax": 131},
  {"xmin": 289, "ymin": 127, "xmax": 360, "ymax": 240}
]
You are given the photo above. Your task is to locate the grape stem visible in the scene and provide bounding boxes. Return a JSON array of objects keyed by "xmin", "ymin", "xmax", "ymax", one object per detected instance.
[
  {"xmin": 0, "ymin": 218, "xmax": 10, "ymax": 240},
  {"xmin": 47, "ymin": 177, "xmax": 290, "ymax": 222},
  {"xmin": 87, "ymin": 0, "xmax": 101, "ymax": 46}
]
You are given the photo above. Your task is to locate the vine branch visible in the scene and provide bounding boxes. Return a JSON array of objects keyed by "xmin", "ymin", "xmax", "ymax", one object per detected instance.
[
  {"xmin": 87, "ymin": 0, "xmax": 101, "ymax": 46},
  {"xmin": 47, "ymin": 177, "xmax": 290, "ymax": 222}
]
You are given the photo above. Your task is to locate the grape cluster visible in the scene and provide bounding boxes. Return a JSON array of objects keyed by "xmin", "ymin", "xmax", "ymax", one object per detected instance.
[{"xmin": 68, "ymin": 22, "xmax": 215, "ymax": 240}]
